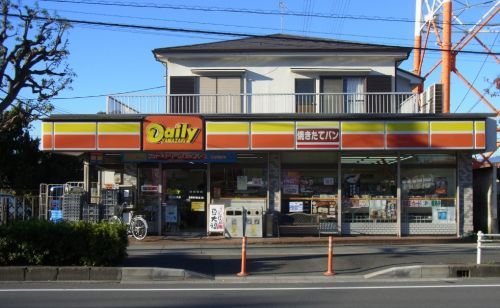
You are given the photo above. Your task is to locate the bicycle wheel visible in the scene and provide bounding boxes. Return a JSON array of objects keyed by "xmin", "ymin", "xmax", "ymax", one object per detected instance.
[
  {"xmin": 130, "ymin": 216, "xmax": 148, "ymax": 240},
  {"xmin": 108, "ymin": 215, "xmax": 121, "ymax": 224}
]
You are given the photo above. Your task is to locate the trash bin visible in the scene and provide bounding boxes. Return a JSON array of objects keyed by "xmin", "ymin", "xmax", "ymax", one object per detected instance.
[
  {"xmin": 225, "ymin": 206, "xmax": 245, "ymax": 238},
  {"xmin": 245, "ymin": 206, "xmax": 263, "ymax": 238}
]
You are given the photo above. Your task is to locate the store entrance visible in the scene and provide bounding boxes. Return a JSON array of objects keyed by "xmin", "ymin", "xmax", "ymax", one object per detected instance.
[{"xmin": 163, "ymin": 165, "xmax": 206, "ymax": 233}]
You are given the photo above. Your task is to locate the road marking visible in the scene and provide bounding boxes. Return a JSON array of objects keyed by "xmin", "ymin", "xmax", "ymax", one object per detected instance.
[{"xmin": 2, "ymin": 285, "xmax": 500, "ymax": 292}]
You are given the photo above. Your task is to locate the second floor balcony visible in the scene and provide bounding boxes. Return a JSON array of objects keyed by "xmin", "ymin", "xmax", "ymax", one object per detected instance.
[{"xmin": 107, "ymin": 92, "xmax": 427, "ymax": 115}]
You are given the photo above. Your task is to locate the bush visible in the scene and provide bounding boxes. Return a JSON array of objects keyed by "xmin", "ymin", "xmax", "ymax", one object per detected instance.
[{"xmin": 0, "ymin": 220, "xmax": 128, "ymax": 266}]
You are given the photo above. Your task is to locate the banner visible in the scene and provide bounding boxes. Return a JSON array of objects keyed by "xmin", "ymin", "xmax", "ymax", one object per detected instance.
[{"xmin": 208, "ymin": 204, "xmax": 225, "ymax": 233}]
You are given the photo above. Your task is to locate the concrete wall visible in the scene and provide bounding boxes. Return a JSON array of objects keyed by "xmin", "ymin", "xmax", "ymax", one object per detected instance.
[
  {"xmin": 268, "ymin": 153, "xmax": 281, "ymax": 212},
  {"xmin": 396, "ymin": 78, "xmax": 412, "ymax": 92},
  {"xmin": 473, "ymin": 167, "xmax": 498, "ymax": 234},
  {"xmin": 167, "ymin": 55, "xmax": 398, "ymax": 98},
  {"xmin": 458, "ymin": 152, "xmax": 474, "ymax": 236}
]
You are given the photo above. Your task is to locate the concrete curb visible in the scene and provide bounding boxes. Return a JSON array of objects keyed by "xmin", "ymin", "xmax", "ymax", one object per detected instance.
[
  {"xmin": 121, "ymin": 267, "xmax": 212, "ymax": 281},
  {"xmin": 0, "ymin": 267, "xmax": 211, "ymax": 282},
  {"xmin": 3, "ymin": 264, "xmax": 500, "ymax": 282},
  {"xmin": 364, "ymin": 264, "xmax": 500, "ymax": 279},
  {"xmin": 130, "ymin": 236, "xmax": 474, "ymax": 247}
]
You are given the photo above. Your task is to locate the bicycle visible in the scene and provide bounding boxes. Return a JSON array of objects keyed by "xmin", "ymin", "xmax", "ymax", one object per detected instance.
[{"xmin": 109, "ymin": 203, "xmax": 148, "ymax": 240}]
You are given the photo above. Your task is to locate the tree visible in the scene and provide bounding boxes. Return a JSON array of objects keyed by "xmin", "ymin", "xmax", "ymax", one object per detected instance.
[
  {"xmin": 0, "ymin": 105, "xmax": 82, "ymax": 194},
  {"xmin": 0, "ymin": 0, "xmax": 74, "ymax": 131}
]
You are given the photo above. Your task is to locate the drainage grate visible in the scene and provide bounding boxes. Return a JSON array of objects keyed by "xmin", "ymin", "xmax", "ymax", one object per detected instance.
[{"xmin": 456, "ymin": 270, "xmax": 470, "ymax": 278}]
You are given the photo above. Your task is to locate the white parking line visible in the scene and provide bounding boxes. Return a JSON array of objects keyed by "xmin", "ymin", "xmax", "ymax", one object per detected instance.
[{"xmin": 1, "ymin": 285, "xmax": 500, "ymax": 292}]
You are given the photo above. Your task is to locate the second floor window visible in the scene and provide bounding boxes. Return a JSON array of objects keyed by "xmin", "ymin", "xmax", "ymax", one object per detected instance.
[
  {"xmin": 295, "ymin": 78, "xmax": 315, "ymax": 113},
  {"xmin": 169, "ymin": 76, "xmax": 243, "ymax": 114}
]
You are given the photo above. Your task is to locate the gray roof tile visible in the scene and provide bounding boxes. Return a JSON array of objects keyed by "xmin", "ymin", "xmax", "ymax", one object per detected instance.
[{"xmin": 153, "ymin": 34, "xmax": 412, "ymax": 55}]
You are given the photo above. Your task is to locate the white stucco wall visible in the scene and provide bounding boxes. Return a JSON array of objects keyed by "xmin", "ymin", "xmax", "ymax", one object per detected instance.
[
  {"xmin": 396, "ymin": 78, "xmax": 412, "ymax": 92},
  {"xmin": 164, "ymin": 53, "xmax": 404, "ymax": 113}
]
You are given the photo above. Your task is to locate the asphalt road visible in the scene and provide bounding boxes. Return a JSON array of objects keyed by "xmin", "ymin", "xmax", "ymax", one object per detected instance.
[
  {"xmin": 1, "ymin": 280, "xmax": 500, "ymax": 308},
  {"xmin": 125, "ymin": 243, "xmax": 500, "ymax": 277}
]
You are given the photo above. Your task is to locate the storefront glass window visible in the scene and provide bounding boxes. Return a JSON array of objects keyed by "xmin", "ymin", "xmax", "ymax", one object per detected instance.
[
  {"xmin": 163, "ymin": 167, "xmax": 206, "ymax": 232},
  {"xmin": 341, "ymin": 155, "xmax": 397, "ymax": 223},
  {"xmin": 281, "ymin": 152, "xmax": 338, "ymax": 218},
  {"xmin": 138, "ymin": 165, "xmax": 161, "ymax": 231},
  {"xmin": 401, "ymin": 154, "xmax": 457, "ymax": 227},
  {"xmin": 211, "ymin": 153, "xmax": 268, "ymax": 198}
]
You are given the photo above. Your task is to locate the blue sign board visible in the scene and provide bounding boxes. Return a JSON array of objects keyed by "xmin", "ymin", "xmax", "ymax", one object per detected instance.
[{"xmin": 121, "ymin": 152, "xmax": 237, "ymax": 163}]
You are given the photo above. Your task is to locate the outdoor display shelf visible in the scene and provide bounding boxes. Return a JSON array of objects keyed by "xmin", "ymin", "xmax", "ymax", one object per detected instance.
[
  {"xmin": 82, "ymin": 203, "xmax": 100, "ymax": 223},
  {"xmin": 62, "ymin": 193, "xmax": 85, "ymax": 222}
]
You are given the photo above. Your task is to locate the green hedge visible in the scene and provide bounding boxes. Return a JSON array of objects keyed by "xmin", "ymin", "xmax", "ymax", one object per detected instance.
[{"xmin": 0, "ymin": 220, "xmax": 128, "ymax": 266}]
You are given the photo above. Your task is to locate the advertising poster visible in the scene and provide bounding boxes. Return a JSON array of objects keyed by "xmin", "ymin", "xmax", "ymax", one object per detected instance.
[
  {"xmin": 208, "ymin": 204, "xmax": 225, "ymax": 233},
  {"xmin": 289, "ymin": 201, "xmax": 304, "ymax": 213},
  {"xmin": 283, "ymin": 172, "xmax": 300, "ymax": 195},
  {"xmin": 191, "ymin": 201, "xmax": 205, "ymax": 212},
  {"xmin": 435, "ymin": 177, "xmax": 448, "ymax": 195},
  {"xmin": 369, "ymin": 200, "xmax": 387, "ymax": 220},
  {"xmin": 323, "ymin": 177, "xmax": 335, "ymax": 186},
  {"xmin": 237, "ymin": 176, "xmax": 248, "ymax": 190},
  {"xmin": 432, "ymin": 207, "xmax": 455, "ymax": 223},
  {"xmin": 344, "ymin": 174, "xmax": 360, "ymax": 197},
  {"xmin": 300, "ymin": 176, "xmax": 314, "ymax": 193},
  {"xmin": 165, "ymin": 204, "xmax": 178, "ymax": 223}
]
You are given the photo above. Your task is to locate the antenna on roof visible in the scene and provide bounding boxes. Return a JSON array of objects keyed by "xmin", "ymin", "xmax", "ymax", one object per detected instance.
[{"xmin": 279, "ymin": 0, "xmax": 287, "ymax": 33}]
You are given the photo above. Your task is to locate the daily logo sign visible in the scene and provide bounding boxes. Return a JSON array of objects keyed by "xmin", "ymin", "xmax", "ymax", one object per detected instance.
[
  {"xmin": 146, "ymin": 123, "xmax": 199, "ymax": 144},
  {"xmin": 143, "ymin": 116, "xmax": 203, "ymax": 150}
]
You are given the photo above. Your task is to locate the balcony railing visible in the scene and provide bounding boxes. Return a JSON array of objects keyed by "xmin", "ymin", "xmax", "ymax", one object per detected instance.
[{"xmin": 107, "ymin": 92, "xmax": 426, "ymax": 115}]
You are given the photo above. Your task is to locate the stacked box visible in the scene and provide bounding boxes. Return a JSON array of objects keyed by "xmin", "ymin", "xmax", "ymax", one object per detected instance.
[
  {"xmin": 82, "ymin": 203, "xmax": 100, "ymax": 223},
  {"xmin": 0, "ymin": 202, "xmax": 5, "ymax": 224},
  {"xmin": 62, "ymin": 193, "xmax": 83, "ymax": 221},
  {"xmin": 101, "ymin": 189, "xmax": 118, "ymax": 221}
]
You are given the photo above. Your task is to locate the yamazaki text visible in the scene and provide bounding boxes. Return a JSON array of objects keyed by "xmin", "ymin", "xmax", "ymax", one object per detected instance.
[{"xmin": 146, "ymin": 123, "xmax": 200, "ymax": 144}]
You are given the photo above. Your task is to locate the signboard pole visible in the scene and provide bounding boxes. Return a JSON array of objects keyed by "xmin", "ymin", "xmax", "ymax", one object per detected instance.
[
  {"xmin": 158, "ymin": 162, "xmax": 162, "ymax": 236},
  {"xmin": 206, "ymin": 163, "xmax": 211, "ymax": 235}
]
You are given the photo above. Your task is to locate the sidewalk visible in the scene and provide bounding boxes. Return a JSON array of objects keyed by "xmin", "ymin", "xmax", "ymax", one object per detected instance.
[
  {"xmin": 3, "ymin": 236, "xmax": 498, "ymax": 283},
  {"xmin": 124, "ymin": 235, "xmax": 497, "ymax": 281},
  {"xmin": 128, "ymin": 235, "xmax": 473, "ymax": 247}
]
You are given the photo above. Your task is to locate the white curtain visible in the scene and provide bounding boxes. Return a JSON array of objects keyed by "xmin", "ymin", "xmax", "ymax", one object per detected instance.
[{"xmin": 345, "ymin": 77, "xmax": 365, "ymax": 113}]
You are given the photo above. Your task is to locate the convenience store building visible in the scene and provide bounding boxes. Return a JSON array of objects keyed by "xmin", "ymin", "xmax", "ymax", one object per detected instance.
[{"xmin": 41, "ymin": 35, "xmax": 497, "ymax": 237}]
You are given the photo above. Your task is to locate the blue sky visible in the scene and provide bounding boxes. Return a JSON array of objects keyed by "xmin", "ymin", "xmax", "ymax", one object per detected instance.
[{"xmin": 19, "ymin": 0, "xmax": 498, "ymax": 138}]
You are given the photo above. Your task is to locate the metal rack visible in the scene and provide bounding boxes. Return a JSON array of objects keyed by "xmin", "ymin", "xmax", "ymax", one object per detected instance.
[
  {"xmin": 101, "ymin": 189, "xmax": 119, "ymax": 221},
  {"xmin": 82, "ymin": 203, "xmax": 100, "ymax": 223},
  {"xmin": 62, "ymin": 193, "xmax": 84, "ymax": 221}
]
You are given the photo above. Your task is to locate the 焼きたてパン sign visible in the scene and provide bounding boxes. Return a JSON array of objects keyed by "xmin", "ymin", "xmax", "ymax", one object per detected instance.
[{"xmin": 143, "ymin": 116, "xmax": 203, "ymax": 150}]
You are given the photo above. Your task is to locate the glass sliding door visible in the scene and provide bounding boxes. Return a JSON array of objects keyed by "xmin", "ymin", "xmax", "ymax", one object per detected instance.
[
  {"xmin": 320, "ymin": 78, "xmax": 343, "ymax": 113},
  {"xmin": 341, "ymin": 155, "xmax": 397, "ymax": 235},
  {"xmin": 295, "ymin": 79, "xmax": 316, "ymax": 113},
  {"xmin": 401, "ymin": 154, "xmax": 457, "ymax": 235},
  {"xmin": 163, "ymin": 166, "xmax": 207, "ymax": 233},
  {"xmin": 344, "ymin": 77, "xmax": 366, "ymax": 113},
  {"xmin": 138, "ymin": 164, "xmax": 162, "ymax": 234},
  {"xmin": 199, "ymin": 76, "xmax": 242, "ymax": 113}
]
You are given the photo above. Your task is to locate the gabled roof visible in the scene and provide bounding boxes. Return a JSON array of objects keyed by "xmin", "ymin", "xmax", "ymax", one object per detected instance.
[
  {"xmin": 153, "ymin": 34, "xmax": 412, "ymax": 55},
  {"xmin": 397, "ymin": 68, "xmax": 425, "ymax": 81}
]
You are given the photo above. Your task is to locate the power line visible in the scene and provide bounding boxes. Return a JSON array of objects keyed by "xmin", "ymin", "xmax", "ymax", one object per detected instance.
[
  {"xmin": 8, "ymin": 13, "xmax": 500, "ymax": 56},
  {"xmin": 454, "ymin": 32, "xmax": 499, "ymax": 113},
  {"xmin": 51, "ymin": 85, "xmax": 166, "ymax": 100},
  {"xmin": 40, "ymin": 6, "xmax": 432, "ymax": 44},
  {"xmin": 0, "ymin": 89, "xmax": 72, "ymax": 115},
  {"xmin": 44, "ymin": 6, "xmax": 495, "ymax": 47},
  {"xmin": 39, "ymin": 0, "xmax": 497, "ymax": 26}
]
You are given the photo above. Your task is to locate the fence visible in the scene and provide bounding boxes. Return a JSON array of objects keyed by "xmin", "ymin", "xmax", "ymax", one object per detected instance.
[
  {"xmin": 107, "ymin": 92, "xmax": 424, "ymax": 115},
  {"xmin": 0, "ymin": 194, "xmax": 39, "ymax": 224},
  {"xmin": 476, "ymin": 231, "xmax": 500, "ymax": 264}
]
